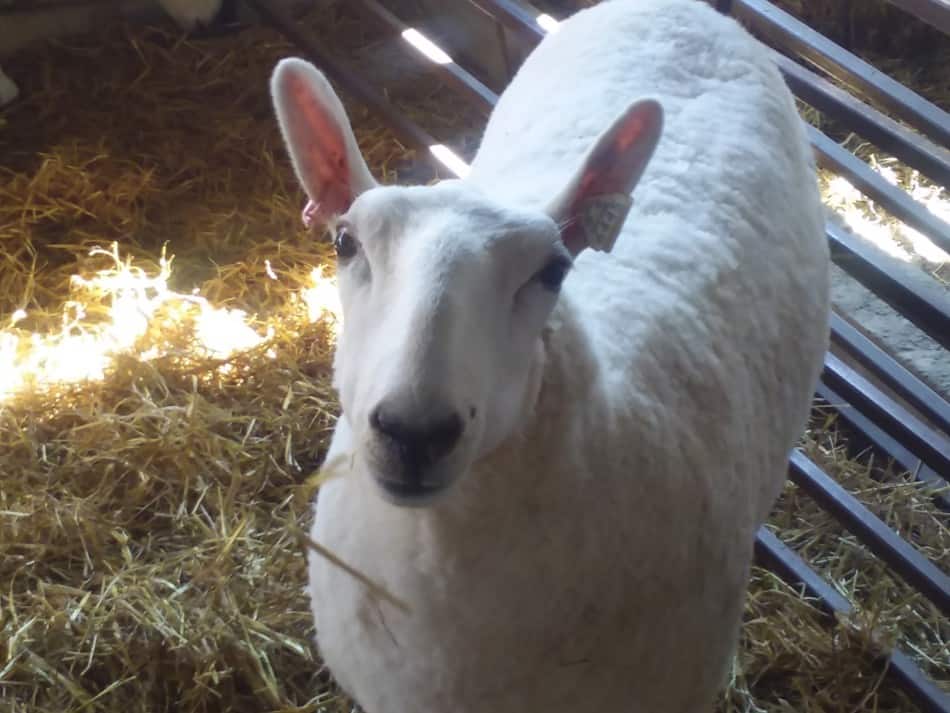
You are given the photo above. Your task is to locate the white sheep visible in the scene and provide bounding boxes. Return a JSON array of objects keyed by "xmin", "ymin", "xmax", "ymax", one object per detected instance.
[
  {"xmin": 270, "ymin": 0, "xmax": 831, "ymax": 711},
  {"xmin": 156, "ymin": 0, "xmax": 226, "ymax": 31}
]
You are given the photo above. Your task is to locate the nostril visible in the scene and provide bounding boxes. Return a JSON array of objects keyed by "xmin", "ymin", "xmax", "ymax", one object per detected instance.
[
  {"xmin": 370, "ymin": 404, "xmax": 413, "ymax": 443},
  {"xmin": 369, "ymin": 405, "xmax": 388, "ymax": 436}
]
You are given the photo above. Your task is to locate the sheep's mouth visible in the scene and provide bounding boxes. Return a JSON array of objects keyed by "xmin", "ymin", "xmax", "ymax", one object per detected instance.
[{"xmin": 373, "ymin": 475, "xmax": 449, "ymax": 507}]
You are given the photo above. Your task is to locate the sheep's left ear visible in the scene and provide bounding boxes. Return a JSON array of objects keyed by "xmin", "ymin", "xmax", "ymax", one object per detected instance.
[
  {"xmin": 546, "ymin": 99, "xmax": 663, "ymax": 257},
  {"xmin": 270, "ymin": 57, "xmax": 377, "ymax": 228}
]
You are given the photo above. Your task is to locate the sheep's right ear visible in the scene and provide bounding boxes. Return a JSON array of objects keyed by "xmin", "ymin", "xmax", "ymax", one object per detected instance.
[
  {"xmin": 271, "ymin": 57, "xmax": 377, "ymax": 228},
  {"xmin": 546, "ymin": 98, "xmax": 663, "ymax": 257}
]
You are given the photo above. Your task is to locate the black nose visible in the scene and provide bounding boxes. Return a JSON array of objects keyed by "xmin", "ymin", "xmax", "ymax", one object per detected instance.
[{"xmin": 369, "ymin": 403, "xmax": 464, "ymax": 470}]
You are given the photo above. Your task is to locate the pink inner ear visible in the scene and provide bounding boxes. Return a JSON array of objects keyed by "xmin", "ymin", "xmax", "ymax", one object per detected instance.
[
  {"xmin": 302, "ymin": 200, "xmax": 318, "ymax": 228},
  {"xmin": 560, "ymin": 109, "xmax": 653, "ymax": 255},
  {"xmin": 288, "ymin": 73, "xmax": 352, "ymax": 223},
  {"xmin": 577, "ymin": 109, "xmax": 651, "ymax": 198}
]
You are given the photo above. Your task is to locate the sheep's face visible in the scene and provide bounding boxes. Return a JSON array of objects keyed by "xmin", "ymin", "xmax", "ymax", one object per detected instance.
[
  {"xmin": 331, "ymin": 182, "xmax": 568, "ymax": 504},
  {"xmin": 271, "ymin": 57, "xmax": 662, "ymax": 506}
]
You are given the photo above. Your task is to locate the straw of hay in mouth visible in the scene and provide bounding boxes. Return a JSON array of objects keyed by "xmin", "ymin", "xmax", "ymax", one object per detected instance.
[
  {"xmin": 293, "ymin": 525, "xmax": 413, "ymax": 615},
  {"xmin": 292, "ymin": 450, "xmax": 414, "ymax": 614}
]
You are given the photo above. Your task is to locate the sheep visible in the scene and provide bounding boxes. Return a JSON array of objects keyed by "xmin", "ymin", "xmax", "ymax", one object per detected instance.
[
  {"xmin": 269, "ymin": 0, "xmax": 831, "ymax": 711},
  {"xmin": 156, "ymin": 0, "xmax": 227, "ymax": 31}
]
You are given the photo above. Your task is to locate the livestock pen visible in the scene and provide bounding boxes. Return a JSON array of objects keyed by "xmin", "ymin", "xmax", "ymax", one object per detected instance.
[{"xmin": 0, "ymin": 0, "xmax": 947, "ymax": 711}]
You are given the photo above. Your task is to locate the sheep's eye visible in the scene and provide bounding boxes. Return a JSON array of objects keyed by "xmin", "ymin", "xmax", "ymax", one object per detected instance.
[
  {"xmin": 334, "ymin": 226, "xmax": 358, "ymax": 260},
  {"xmin": 536, "ymin": 256, "xmax": 571, "ymax": 291}
]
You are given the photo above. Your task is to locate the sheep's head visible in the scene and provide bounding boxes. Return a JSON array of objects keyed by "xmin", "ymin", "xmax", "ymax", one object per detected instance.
[{"xmin": 271, "ymin": 58, "xmax": 662, "ymax": 506}]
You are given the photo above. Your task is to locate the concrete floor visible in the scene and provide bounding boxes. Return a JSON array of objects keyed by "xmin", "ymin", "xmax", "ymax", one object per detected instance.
[{"xmin": 827, "ymin": 210, "xmax": 950, "ymax": 401}]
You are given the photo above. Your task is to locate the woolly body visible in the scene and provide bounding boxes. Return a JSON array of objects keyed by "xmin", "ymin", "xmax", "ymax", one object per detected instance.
[{"xmin": 307, "ymin": 1, "xmax": 830, "ymax": 712}]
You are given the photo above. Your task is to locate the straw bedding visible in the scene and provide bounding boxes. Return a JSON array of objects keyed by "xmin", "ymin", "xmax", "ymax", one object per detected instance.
[{"xmin": 0, "ymin": 2, "xmax": 947, "ymax": 712}]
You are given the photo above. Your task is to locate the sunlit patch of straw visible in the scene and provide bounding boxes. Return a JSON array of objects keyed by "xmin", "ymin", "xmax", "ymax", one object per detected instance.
[
  {"xmin": 301, "ymin": 264, "xmax": 343, "ymax": 327},
  {"xmin": 0, "ymin": 243, "xmax": 341, "ymax": 402}
]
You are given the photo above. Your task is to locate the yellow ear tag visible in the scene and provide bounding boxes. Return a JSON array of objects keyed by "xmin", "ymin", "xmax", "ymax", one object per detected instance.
[{"xmin": 581, "ymin": 193, "xmax": 633, "ymax": 252}]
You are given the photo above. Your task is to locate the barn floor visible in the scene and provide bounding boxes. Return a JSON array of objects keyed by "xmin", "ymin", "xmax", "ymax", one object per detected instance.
[{"xmin": 0, "ymin": 4, "xmax": 947, "ymax": 713}]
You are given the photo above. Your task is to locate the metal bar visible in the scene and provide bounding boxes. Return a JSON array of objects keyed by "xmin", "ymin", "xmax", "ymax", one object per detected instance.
[
  {"xmin": 814, "ymin": 383, "xmax": 950, "ymax": 510},
  {"xmin": 823, "ymin": 352, "xmax": 950, "ymax": 476},
  {"xmin": 755, "ymin": 526, "xmax": 857, "ymax": 614},
  {"xmin": 883, "ymin": 0, "xmax": 950, "ymax": 35},
  {"xmin": 788, "ymin": 450, "xmax": 950, "ymax": 615},
  {"xmin": 754, "ymin": 527, "xmax": 950, "ymax": 713},
  {"xmin": 730, "ymin": 0, "xmax": 950, "ymax": 147},
  {"xmin": 827, "ymin": 222, "xmax": 950, "ymax": 352},
  {"xmin": 463, "ymin": 0, "xmax": 545, "ymax": 46},
  {"xmin": 353, "ymin": 0, "xmax": 499, "ymax": 110},
  {"xmin": 472, "ymin": 0, "xmax": 546, "ymax": 42},
  {"xmin": 889, "ymin": 650, "xmax": 950, "ymax": 713},
  {"xmin": 774, "ymin": 53, "xmax": 950, "ymax": 187},
  {"xmin": 716, "ymin": 0, "xmax": 950, "ymax": 37},
  {"xmin": 808, "ymin": 124, "xmax": 950, "ymax": 255},
  {"xmin": 830, "ymin": 313, "xmax": 950, "ymax": 435}
]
